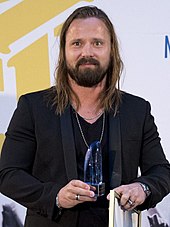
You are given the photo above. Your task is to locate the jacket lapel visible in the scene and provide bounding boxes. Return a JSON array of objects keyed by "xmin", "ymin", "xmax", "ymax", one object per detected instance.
[
  {"xmin": 109, "ymin": 111, "xmax": 122, "ymax": 189},
  {"xmin": 60, "ymin": 106, "xmax": 78, "ymax": 181}
]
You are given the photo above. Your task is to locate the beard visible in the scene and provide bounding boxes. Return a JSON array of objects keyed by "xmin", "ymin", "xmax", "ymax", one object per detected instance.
[{"xmin": 66, "ymin": 57, "xmax": 109, "ymax": 87}]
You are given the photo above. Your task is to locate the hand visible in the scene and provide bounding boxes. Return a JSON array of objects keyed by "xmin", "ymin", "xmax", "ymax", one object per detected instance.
[
  {"xmin": 107, "ymin": 182, "xmax": 146, "ymax": 211},
  {"xmin": 57, "ymin": 180, "xmax": 96, "ymax": 209}
]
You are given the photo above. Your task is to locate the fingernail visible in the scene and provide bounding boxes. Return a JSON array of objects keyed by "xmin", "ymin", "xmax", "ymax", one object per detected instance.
[
  {"xmin": 85, "ymin": 185, "xmax": 90, "ymax": 190},
  {"xmin": 90, "ymin": 191, "xmax": 95, "ymax": 197}
]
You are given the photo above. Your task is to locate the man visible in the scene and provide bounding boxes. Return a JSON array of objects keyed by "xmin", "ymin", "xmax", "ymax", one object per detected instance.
[{"xmin": 0, "ymin": 5, "xmax": 170, "ymax": 227}]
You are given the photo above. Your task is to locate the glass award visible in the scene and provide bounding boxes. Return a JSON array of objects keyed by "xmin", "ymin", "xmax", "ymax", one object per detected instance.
[{"xmin": 84, "ymin": 141, "xmax": 105, "ymax": 196}]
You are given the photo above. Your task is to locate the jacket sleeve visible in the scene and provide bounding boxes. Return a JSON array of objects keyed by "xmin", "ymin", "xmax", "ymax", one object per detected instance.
[
  {"xmin": 0, "ymin": 96, "xmax": 61, "ymax": 220},
  {"xmin": 134, "ymin": 101, "xmax": 170, "ymax": 210}
]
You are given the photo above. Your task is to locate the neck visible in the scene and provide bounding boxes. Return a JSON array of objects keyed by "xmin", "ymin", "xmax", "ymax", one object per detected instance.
[{"xmin": 69, "ymin": 77, "xmax": 106, "ymax": 123}]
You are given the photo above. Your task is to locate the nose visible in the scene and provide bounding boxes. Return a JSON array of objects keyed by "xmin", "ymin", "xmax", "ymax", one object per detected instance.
[{"xmin": 81, "ymin": 43, "xmax": 94, "ymax": 58}]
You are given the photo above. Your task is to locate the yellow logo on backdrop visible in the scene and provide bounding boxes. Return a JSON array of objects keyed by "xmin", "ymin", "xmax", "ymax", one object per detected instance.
[{"xmin": 0, "ymin": 0, "xmax": 93, "ymax": 150}]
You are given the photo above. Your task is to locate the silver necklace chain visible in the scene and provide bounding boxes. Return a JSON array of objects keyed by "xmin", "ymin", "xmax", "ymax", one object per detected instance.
[
  {"xmin": 75, "ymin": 111, "xmax": 105, "ymax": 148},
  {"xmin": 78, "ymin": 111, "xmax": 104, "ymax": 121},
  {"xmin": 71, "ymin": 103, "xmax": 103, "ymax": 121}
]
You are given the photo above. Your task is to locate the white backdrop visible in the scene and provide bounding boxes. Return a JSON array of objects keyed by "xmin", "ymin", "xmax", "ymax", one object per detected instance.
[{"xmin": 0, "ymin": 1, "xmax": 170, "ymax": 226}]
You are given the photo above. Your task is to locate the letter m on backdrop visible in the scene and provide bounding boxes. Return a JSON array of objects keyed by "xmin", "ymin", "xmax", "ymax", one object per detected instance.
[{"xmin": 165, "ymin": 35, "xmax": 170, "ymax": 58}]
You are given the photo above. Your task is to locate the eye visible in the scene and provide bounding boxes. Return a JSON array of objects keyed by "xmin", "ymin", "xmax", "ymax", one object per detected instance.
[
  {"xmin": 94, "ymin": 40, "xmax": 103, "ymax": 47},
  {"xmin": 72, "ymin": 41, "xmax": 81, "ymax": 47}
]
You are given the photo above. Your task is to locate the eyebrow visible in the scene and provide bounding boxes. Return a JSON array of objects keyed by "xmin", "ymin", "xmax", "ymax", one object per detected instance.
[
  {"xmin": 93, "ymin": 38, "xmax": 105, "ymax": 42},
  {"xmin": 69, "ymin": 38, "xmax": 105, "ymax": 43},
  {"xmin": 70, "ymin": 38, "xmax": 82, "ymax": 42}
]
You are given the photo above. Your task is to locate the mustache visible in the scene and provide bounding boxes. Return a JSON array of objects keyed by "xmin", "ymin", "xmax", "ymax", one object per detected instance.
[{"xmin": 76, "ymin": 58, "xmax": 100, "ymax": 67}]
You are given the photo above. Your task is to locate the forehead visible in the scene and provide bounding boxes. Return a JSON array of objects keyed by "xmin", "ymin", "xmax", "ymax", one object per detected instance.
[{"xmin": 66, "ymin": 17, "xmax": 110, "ymax": 40}]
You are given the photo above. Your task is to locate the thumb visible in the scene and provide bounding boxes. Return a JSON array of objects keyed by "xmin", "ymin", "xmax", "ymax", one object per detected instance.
[{"xmin": 107, "ymin": 193, "xmax": 110, "ymax": 200}]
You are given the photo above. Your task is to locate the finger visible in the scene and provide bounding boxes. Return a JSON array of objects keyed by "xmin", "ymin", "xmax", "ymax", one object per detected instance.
[
  {"xmin": 119, "ymin": 193, "xmax": 130, "ymax": 206},
  {"xmin": 74, "ymin": 194, "xmax": 97, "ymax": 202},
  {"xmin": 89, "ymin": 185, "xmax": 96, "ymax": 192},
  {"xmin": 74, "ymin": 186, "xmax": 95, "ymax": 198},
  {"xmin": 70, "ymin": 180, "xmax": 96, "ymax": 198},
  {"xmin": 127, "ymin": 199, "xmax": 134, "ymax": 207},
  {"xmin": 71, "ymin": 180, "xmax": 91, "ymax": 190},
  {"xmin": 121, "ymin": 199, "xmax": 135, "ymax": 211},
  {"xmin": 107, "ymin": 193, "xmax": 110, "ymax": 200}
]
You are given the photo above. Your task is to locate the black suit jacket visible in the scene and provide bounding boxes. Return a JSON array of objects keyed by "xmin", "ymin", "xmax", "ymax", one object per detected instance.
[{"xmin": 0, "ymin": 88, "xmax": 170, "ymax": 227}]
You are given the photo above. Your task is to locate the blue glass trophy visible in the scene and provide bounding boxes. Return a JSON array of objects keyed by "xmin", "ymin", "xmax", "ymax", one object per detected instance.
[{"xmin": 84, "ymin": 141, "xmax": 105, "ymax": 196}]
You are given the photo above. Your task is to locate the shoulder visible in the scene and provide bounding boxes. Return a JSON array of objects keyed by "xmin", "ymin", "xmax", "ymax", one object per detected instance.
[
  {"xmin": 16, "ymin": 87, "xmax": 57, "ymax": 115},
  {"xmin": 118, "ymin": 92, "xmax": 153, "ymax": 134},
  {"xmin": 18, "ymin": 87, "xmax": 56, "ymax": 106},
  {"xmin": 121, "ymin": 91, "xmax": 147, "ymax": 104},
  {"xmin": 20, "ymin": 87, "xmax": 55, "ymax": 101},
  {"xmin": 120, "ymin": 91, "xmax": 149, "ymax": 107},
  {"xmin": 119, "ymin": 91, "xmax": 151, "ymax": 116}
]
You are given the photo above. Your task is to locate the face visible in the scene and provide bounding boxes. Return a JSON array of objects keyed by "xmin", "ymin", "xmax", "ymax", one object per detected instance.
[{"xmin": 65, "ymin": 17, "xmax": 111, "ymax": 87}]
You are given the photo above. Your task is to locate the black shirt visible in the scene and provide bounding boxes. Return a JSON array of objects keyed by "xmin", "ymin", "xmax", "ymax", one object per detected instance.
[{"xmin": 71, "ymin": 108, "xmax": 110, "ymax": 227}]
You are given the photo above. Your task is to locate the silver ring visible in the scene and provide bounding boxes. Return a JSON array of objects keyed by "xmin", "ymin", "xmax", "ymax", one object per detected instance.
[
  {"xmin": 75, "ymin": 194, "xmax": 80, "ymax": 201},
  {"xmin": 128, "ymin": 199, "xmax": 134, "ymax": 206}
]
